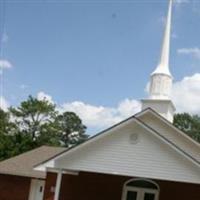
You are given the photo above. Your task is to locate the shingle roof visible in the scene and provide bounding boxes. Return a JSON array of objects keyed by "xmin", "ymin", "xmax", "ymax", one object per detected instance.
[{"xmin": 0, "ymin": 146, "xmax": 66, "ymax": 179}]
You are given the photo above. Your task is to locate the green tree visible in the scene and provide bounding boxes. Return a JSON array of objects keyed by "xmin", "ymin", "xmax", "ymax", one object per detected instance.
[
  {"xmin": 0, "ymin": 108, "xmax": 14, "ymax": 135},
  {"xmin": 0, "ymin": 109, "xmax": 17, "ymax": 160},
  {"xmin": 9, "ymin": 96, "xmax": 59, "ymax": 147},
  {"xmin": 0, "ymin": 134, "xmax": 14, "ymax": 161},
  {"xmin": 0, "ymin": 96, "xmax": 88, "ymax": 160},
  {"xmin": 173, "ymin": 113, "xmax": 200, "ymax": 143},
  {"xmin": 55, "ymin": 112, "xmax": 88, "ymax": 147},
  {"xmin": 9, "ymin": 96, "xmax": 88, "ymax": 148}
]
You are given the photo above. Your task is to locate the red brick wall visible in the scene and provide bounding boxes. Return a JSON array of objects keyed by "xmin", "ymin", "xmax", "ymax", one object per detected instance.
[
  {"xmin": 158, "ymin": 180, "xmax": 200, "ymax": 200},
  {"xmin": 59, "ymin": 172, "xmax": 127, "ymax": 200},
  {"xmin": 44, "ymin": 171, "xmax": 200, "ymax": 200},
  {"xmin": 43, "ymin": 172, "xmax": 57, "ymax": 200},
  {"xmin": 0, "ymin": 174, "xmax": 31, "ymax": 200}
]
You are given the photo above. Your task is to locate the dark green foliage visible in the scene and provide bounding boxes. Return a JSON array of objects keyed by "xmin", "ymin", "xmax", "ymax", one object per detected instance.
[
  {"xmin": 55, "ymin": 112, "xmax": 88, "ymax": 147},
  {"xmin": 0, "ymin": 109, "xmax": 18, "ymax": 160},
  {"xmin": 0, "ymin": 109, "xmax": 15, "ymax": 135},
  {"xmin": 0, "ymin": 96, "xmax": 88, "ymax": 161},
  {"xmin": 173, "ymin": 113, "xmax": 200, "ymax": 143},
  {"xmin": 9, "ymin": 96, "xmax": 57, "ymax": 141}
]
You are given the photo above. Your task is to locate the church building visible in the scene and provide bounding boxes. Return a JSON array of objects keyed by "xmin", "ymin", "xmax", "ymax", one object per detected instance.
[{"xmin": 35, "ymin": 0, "xmax": 200, "ymax": 200}]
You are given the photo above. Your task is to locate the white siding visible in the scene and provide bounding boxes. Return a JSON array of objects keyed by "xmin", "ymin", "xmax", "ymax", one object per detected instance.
[
  {"xmin": 55, "ymin": 123, "xmax": 200, "ymax": 184},
  {"xmin": 139, "ymin": 112, "xmax": 200, "ymax": 162}
]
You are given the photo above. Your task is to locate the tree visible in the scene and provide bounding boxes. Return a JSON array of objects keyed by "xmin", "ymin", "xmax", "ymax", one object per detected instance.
[
  {"xmin": 0, "ymin": 134, "xmax": 14, "ymax": 161},
  {"xmin": 0, "ymin": 96, "xmax": 88, "ymax": 160},
  {"xmin": 55, "ymin": 112, "xmax": 88, "ymax": 147},
  {"xmin": 9, "ymin": 95, "xmax": 88, "ymax": 148},
  {"xmin": 173, "ymin": 113, "xmax": 200, "ymax": 143},
  {"xmin": 0, "ymin": 109, "xmax": 17, "ymax": 160},
  {"xmin": 9, "ymin": 96, "xmax": 58, "ymax": 146},
  {"xmin": 0, "ymin": 109, "xmax": 14, "ymax": 135}
]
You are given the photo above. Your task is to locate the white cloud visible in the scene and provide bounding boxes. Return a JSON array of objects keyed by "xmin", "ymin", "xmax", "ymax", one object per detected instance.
[
  {"xmin": 0, "ymin": 96, "xmax": 9, "ymax": 111},
  {"xmin": 37, "ymin": 91, "xmax": 54, "ymax": 104},
  {"xmin": 35, "ymin": 92, "xmax": 141, "ymax": 129},
  {"xmin": 35, "ymin": 73, "xmax": 200, "ymax": 130},
  {"xmin": 0, "ymin": 59, "xmax": 12, "ymax": 70},
  {"xmin": 177, "ymin": 47, "xmax": 200, "ymax": 59},
  {"xmin": 37, "ymin": 91, "xmax": 142, "ymax": 129},
  {"xmin": 117, "ymin": 99, "xmax": 141, "ymax": 118},
  {"xmin": 172, "ymin": 73, "xmax": 200, "ymax": 114},
  {"xmin": 61, "ymin": 99, "xmax": 141, "ymax": 128}
]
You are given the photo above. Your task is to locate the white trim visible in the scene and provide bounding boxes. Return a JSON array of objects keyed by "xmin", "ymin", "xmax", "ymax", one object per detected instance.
[
  {"xmin": 54, "ymin": 113, "xmax": 199, "ymax": 170},
  {"xmin": 47, "ymin": 167, "xmax": 79, "ymax": 175},
  {"xmin": 53, "ymin": 120, "xmax": 131, "ymax": 159},
  {"xmin": 28, "ymin": 179, "xmax": 45, "ymax": 200},
  {"xmin": 135, "ymin": 118, "xmax": 200, "ymax": 168},
  {"xmin": 135, "ymin": 108, "xmax": 200, "ymax": 148},
  {"xmin": 122, "ymin": 178, "xmax": 159, "ymax": 200},
  {"xmin": 54, "ymin": 170, "xmax": 63, "ymax": 200},
  {"xmin": 34, "ymin": 109, "xmax": 200, "ymax": 175},
  {"xmin": 34, "ymin": 117, "xmax": 135, "ymax": 170},
  {"xmin": 124, "ymin": 178, "xmax": 160, "ymax": 191}
]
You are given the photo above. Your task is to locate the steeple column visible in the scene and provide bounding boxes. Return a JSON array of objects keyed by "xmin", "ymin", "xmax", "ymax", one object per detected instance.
[
  {"xmin": 149, "ymin": 73, "xmax": 172, "ymax": 100},
  {"xmin": 141, "ymin": 0, "xmax": 175, "ymax": 122}
]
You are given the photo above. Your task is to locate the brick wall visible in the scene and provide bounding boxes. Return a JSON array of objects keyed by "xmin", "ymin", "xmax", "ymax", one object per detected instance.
[
  {"xmin": 43, "ymin": 172, "xmax": 57, "ymax": 200},
  {"xmin": 158, "ymin": 180, "xmax": 200, "ymax": 200},
  {"xmin": 0, "ymin": 174, "xmax": 31, "ymax": 200},
  {"xmin": 44, "ymin": 171, "xmax": 200, "ymax": 200}
]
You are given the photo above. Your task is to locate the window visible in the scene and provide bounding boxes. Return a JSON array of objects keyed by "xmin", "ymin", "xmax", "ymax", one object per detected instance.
[{"xmin": 122, "ymin": 179, "xmax": 159, "ymax": 200}]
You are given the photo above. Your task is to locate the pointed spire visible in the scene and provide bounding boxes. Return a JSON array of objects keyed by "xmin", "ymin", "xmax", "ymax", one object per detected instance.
[
  {"xmin": 141, "ymin": 0, "xmax": 175, "ymax": 122},
  {"xmin": 152, "ymin": 0, "xmax": 173, "ymax": 76}
]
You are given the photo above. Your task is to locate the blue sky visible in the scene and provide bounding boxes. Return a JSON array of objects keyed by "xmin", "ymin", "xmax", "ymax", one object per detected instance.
[{"xmin": 1, "ymin": 0, "xmax": 200, "ymax": 134}]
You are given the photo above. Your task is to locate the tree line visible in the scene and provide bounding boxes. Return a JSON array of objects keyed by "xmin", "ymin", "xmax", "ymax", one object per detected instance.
[
  {"xmin": 0, "ymin": 95, "xmax": 199, "ymax": 161},
  {"xmin": 0, "ymin": 96, "xmax": 88, "ymax": 161}
]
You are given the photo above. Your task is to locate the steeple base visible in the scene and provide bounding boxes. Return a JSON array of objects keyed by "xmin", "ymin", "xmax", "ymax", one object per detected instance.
[{"xmin": 141, "ymin": 99, "xmax": 175, "ymax": 123}]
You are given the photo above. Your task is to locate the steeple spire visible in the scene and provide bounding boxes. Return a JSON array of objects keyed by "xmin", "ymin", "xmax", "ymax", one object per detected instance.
[
  {"xmin": 141, "ymin": 0, "xmax": 175, "ymax": 122},
  {"xmin": 152, "ymin": 0, "xmax": 173, "ymax": 76},
  {"xmin": 149, "ymin": 0, "xmax": 173, "ymax": 100}
]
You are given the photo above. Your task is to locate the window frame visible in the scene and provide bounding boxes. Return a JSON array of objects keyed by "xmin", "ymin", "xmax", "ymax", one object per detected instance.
[{"xmin": 122, "ymin": 178, "xmax": 160, "ymax": 200}]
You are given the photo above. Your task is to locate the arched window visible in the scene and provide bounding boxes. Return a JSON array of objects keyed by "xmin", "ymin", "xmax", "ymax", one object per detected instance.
[{"xmin": 122, "ymin": 179, "xmax": 159, "ymax": 200}]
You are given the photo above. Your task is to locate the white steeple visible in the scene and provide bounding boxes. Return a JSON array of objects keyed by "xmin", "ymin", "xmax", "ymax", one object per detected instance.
[
  {"xmin": 150, "ymin": 0, "xmax": 173, "ymax": 100},
  {"xmin": 142, "ymin": 0, "xmax": 175, "ymax": 122},
  {"xmin": 152, "ymin": 0, "xmax": 173, "ymax": 77}
]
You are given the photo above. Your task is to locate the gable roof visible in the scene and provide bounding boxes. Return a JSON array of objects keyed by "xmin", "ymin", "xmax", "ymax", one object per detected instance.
[
  {"xmin": 0, "ymin": 146, "xmax": 66, "ymax": 179},
  {"xmin": 35, "ymin": 108, "xmax": 200, "ymax": 171},
  {"xmin": 53, "ymin": 119, "xmax": 200, "ymax": 184},
  {"xmin": 136, "ymin": 108, "xmax": 200, "ymax": 147},
  {"xmin": 136, "ymin": 108, "xmax": 200, "ymax": 163},
  {"xmin": 34, "ymin": 113, "xmax": 140, "ymax": 169}
]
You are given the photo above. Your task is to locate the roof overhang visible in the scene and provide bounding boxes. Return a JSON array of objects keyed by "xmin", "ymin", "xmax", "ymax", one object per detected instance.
[{"xmin": 34, "ymin": 108, "xmax": 200, "ymax": 184}]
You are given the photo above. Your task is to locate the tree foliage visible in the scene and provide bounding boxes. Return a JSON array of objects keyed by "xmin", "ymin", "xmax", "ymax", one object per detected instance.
[
  {"xmin": 0, "ymin": 109, "xmax": 15, "ymax": 135},
  {"xmin": 3, "ymin": 95, "xmax": 199, "ymax": 162},
  {"xmin": 55, "ymin": 112, "xmax": 87, "ymax": 147},
  {"xmin": 0, "ymin": 109, "xmax": 17, "ymax": 160},
  {"xmin": 10, "ymin": 96, "xmax": 57, "ymax": 141},
  {"xmin": 0, "ymin": 96, "xmax": 88, "ymax": 161},
  {"xmin": 173, "ymin": 113, "xmax": 200, "ymax": 143}
]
